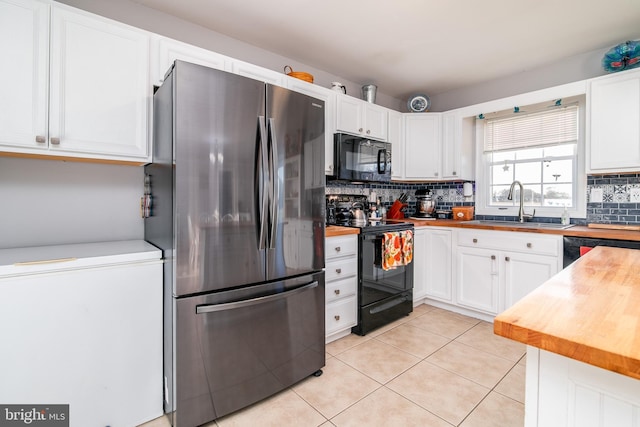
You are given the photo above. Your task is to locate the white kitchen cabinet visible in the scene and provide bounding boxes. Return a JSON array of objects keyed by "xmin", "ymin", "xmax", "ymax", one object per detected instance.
[
  {"xmin": 286, "ymin": 77, "xmax": 337, "ymax": 175},
  {"xmin": 231, "ymin": 59, "xmax": 286, "ymax": 86},
  {"xmin": 389, "ymin": 110, "xmax": 404, "ymax": 180},
  {"xmin": 527, "ymin": 348, "xmax": 640, "ymax": 427},
  {"xmin": 441, "ymin": 111, "xmax": 475, "ymax": 180},
  {"xmin": 153, "ymin": 36, "xmax": 232, "ymax": 85},
  {"xmin": 413, "ymin": 227, "xmax": 453, "ymax": 304},
  {"xmin": 0, "ymin": 240, "xmax": 163, "ymax": 427},
  {"xmin": 587, "ymin": 68, "xmax": 640, "ymax": 173},
  {"xmin": 456, "ymin": 229, "xmax": 561, "ymax": 315},
  {"xmin": 402, "ymin": 113, "xmax": 441, "ymax": 180},
  {"xmin": 325, "ymin": 234, "xmax": 358, "ymax": 342},
  {"xmin": 336, "ymin": 94, "xmax": 388, "ymax": 141},
  {"xmin": 0, "ymin": 0, "xmax": 152, "ymax": 163},
  {"xmin": 0, "ymin": 0, "xmax": 49, "ymax": 151}
]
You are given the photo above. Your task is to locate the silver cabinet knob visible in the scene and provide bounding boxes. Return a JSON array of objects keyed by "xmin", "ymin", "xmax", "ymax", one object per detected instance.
[
  {"xmin": 366, "ymin": 129, "xmax": 371, "ymax": 134},
  {"xmin": 358, "ymin": 128, "xmax": 363, "ymax": 133},
  {"xmin": 473, "ymin": 238, "xmax": 478, "ymax": 243},
  {"xmin": 527, "ymin": 243, "xmax": 532, "ymax": 248},
  {"xmin": 50, "ymin": 137, "xmax": 60, "ymax": 145},
  {"xmin": 335, "ymin": 247, "xmax": 341, "ymax": 252},
  {"xmin": 35, "ymin": 135, "xmax": 46, "ymax": 143},
  {"xmin": 336, "ymin": 268, "xmax": 342, "ymax": 274},
  {"xmin": 452, "ymin": 171, "xmax": 457, "ymax": 175},
  {"xmin": 491, "ymin": 255, "xmax": 496, "ymax": 260},
  {"xmin": 334, "ymin": 315, "xmax": 340, "ymax": 321},
  {"xmin": 434, "ymin": 172, "xmax": 439, "ymax": 176},
  {"xmin": 334, "ymin": 289, "xmax": 340, "ymax": 295},
  {"xmin": 505, "ymin": 256, "xmax": 510, "ymax": 261}
]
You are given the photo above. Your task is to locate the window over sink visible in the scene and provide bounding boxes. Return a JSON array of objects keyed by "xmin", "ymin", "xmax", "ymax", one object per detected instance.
[{"xmin": 475, "ymin": 95, "xmax": 586, "ymax": 219}]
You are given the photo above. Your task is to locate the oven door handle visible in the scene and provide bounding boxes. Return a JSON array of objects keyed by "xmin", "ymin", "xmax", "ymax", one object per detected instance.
[
  {"xmin": 196, "ymin": 281, "xmax": 318, "ymax": 314},
  {"xmin": 377, "ymin": 148, "xmax": 387, "ymax": 174}
]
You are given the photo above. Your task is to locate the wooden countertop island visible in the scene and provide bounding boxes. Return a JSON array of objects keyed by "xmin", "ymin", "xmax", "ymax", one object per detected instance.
[{"xmin": 494, "ymin": 246, "xmax": 640, "ymax": 426}]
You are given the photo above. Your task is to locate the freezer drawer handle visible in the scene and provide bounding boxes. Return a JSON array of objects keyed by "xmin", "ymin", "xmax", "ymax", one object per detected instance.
[
  {"xmin": 13, "ymin": 257, "xmax": 77, "ymax": 266},
  {"xmin": 196, "ymin": 281, "xmax": 318, "ymax": 314}
]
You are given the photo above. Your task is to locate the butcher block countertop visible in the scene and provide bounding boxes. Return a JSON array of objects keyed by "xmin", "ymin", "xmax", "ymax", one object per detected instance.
[
  {"xmin": 494, "ymin": 246, "xmax": 640, "ymax": 380},
  {"xmin": 325, "ymin": 225, "xmax": 360, "ymax": 237},
  {"xmin": 403, "ymin": 218, "xmax": 640, "ymax": 241}
]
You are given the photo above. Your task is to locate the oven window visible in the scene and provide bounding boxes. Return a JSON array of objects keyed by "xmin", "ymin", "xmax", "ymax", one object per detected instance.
[{"xmin": 360, "ymin": 234, "xmax": 412, "ymax": 306}]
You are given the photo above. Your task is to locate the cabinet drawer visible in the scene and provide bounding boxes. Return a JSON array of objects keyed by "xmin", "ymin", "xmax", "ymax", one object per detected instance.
[
  {"xmin": 326, "ymin": 276, "xmax": 357, "ymax": 304},
  {"xmin": 326, "ymin": 295, "xmax": 357, "ymax": 335},
  {"xmin": 457, "ymin": 229, "xmax": 559, "ymax": 256},
  {"xmin": 325, "ymin": 235, "xmax": 358, "ymax": 260},
  {"xmin": 325, "ymin": 257, "xmax": 357, "ymax": 282}
]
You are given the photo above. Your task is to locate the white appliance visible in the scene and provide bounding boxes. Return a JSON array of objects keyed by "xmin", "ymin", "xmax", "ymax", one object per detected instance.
[{"xmin": 0, "ymin": 240, "xmax": 163, "ymax": 427}]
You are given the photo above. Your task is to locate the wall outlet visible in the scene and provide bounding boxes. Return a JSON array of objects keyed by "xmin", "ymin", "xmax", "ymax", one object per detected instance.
[
  {"xmin": 630, "ymin": 188, "xmax": 640, "ymax": 203},
  {"xmin": 590, "ymin": 188, "xmax": 603, "ymax": 203}
]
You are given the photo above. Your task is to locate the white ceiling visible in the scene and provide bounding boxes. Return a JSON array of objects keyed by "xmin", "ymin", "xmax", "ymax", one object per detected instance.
[{"xmin": 132, "ymin": 0, "xmax": 640, "ymax": 101}]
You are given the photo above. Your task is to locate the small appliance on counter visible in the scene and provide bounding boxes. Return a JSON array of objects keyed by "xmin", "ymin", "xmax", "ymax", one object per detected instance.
[{"xmin": 412, "ymin": 189, "xmax": 436, "ymax": 219}]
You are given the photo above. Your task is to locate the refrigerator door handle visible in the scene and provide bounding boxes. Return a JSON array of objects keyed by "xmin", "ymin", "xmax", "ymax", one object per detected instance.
[
  {"xmin": 258, "ymin": 116, "xmax": 269, "ymax": 250},
  {"xmin": 267, "ymin": 118, "xmax": 279, "ymax": 249},
  {"xmin": 195, "ymin": 281, "xmax": 318, "ymax": 314}
]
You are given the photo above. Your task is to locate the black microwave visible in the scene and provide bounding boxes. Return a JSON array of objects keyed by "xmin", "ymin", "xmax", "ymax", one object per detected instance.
[{"xmin": 332, "ymin": 133, "xmax": 391, "ymax": 182}]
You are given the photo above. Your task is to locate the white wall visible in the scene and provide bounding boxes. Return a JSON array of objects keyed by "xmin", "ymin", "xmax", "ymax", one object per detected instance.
[
  {"xmin": 431, "ymin": 47, "xmax": 610, "ymax": 111},
  {"xmin": 0, "ymin": 157, "xmax": 144, "ymax": 249}
]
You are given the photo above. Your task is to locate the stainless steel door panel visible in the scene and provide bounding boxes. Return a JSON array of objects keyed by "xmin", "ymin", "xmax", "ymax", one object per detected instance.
[
  {"xmin": 173, "ymin": 62, "xmax": 267, "ymax": 296},
  {"xmin": 266, "ymin": 85, "xmax": 325, "ymax": 281},
  {"xmin": 173, "ymin": 272, "xmax": 325, "ymax": 426}
]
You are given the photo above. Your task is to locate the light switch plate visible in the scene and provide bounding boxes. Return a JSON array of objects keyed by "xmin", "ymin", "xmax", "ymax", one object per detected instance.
[
  {"xmin": 590, "ymin": 188, "xmax": 603, "ymax": 203},
  {"xmin": 630, "ymin": 188, "xmax": 640, "ymax": 203}
]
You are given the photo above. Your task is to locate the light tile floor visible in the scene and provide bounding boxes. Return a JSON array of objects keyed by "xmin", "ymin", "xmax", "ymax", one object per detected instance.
[{"xmin": 141, "ymin": 304, "xmax": 526, "ymax": 427}]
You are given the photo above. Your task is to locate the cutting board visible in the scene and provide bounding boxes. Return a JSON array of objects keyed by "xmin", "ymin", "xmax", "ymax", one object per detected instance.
[{"xmin": 587, "ymin": 223, "xmax": 640, "ymax": 231}]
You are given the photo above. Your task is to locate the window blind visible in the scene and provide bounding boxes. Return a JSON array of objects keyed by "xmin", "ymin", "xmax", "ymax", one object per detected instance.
[{"xmin": 484, "ymin": 105, "xmax": 578, "ymax": 152}]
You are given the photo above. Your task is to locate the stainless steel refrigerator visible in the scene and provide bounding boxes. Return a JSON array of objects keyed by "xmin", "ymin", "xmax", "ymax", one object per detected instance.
[{"xmin": 145, "ymin": 61, "xmax": 326, "ymax": 427}]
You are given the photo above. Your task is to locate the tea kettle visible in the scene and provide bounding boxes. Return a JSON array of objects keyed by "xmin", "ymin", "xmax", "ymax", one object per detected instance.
[
  {"xmin": 331, "ymin": 82, "xmax": 346, "ymax": 94},
  {"xmin": 350, "ymin": 202, "xmax": 367, "ymax": 224}
]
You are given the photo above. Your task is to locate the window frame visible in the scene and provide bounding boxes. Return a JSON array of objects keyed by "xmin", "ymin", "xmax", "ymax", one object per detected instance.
[{"xmin": 474, "ymin": 97, "xmax": 587, "ymax": 219}]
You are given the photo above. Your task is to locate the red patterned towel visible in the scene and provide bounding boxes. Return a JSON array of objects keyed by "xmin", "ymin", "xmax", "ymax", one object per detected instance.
[{"xmin": 382, "ymin": 230, "xmax": 413, "ymax": 270}]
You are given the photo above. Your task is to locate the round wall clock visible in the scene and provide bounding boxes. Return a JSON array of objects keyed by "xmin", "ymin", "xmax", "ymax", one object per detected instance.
[{"xmin": 407, "ymin": 94, "xmax": 431, "ymax": 112}]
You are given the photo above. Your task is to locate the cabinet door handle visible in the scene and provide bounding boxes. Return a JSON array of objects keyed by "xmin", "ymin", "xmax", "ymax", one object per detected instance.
[
  {"xmin": 335, "ymin": 246, "xmax": 341, "ymax": 252},
  {"xmin": 334, "ymin": 315, "xmax": 341, "ymax": 321},
  {"xmin": 366, "ymin": 129, "xmax": 371, "ymax": 135},
  {"xmin": 336, "ymin": 268, "xmax": 342, "ymax": 274},
  {"xmin": 473, "ymin": 238, "xmax": 478, "ymax": 243},
  {"xmin": 358, "ymin": 128, "xmax": 363, "ymax": 133},
  {"xmin": 452, "ymin": 171, "xmax": 457, "ymax": 175},
  {"xmin": 50, "ymin": 137, "xmax": 60, "ymax": 145},
  {"xmin": 334, "ymin": 289, "xmax": 340, "ymax": 295},
  {"xmin": 527, "ymin": 243, "xmax": 532, "ymax": 248},
  {"xmin": 491, "ymin": 255, "xmax": 496, "ymax": 260},
  {"xmin": 434, "ymin": 172, "xmax": 439, "ymax": 176},
  {"xmin": 505, "ymin": 256, "xmax": 510, "ymax": 261},
  {"xmin": 35, "ymin": 135, "xmax": 46, "ymax": 143}
]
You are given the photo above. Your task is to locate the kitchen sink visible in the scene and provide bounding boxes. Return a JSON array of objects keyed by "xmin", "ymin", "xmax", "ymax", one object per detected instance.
[{"xmin": 462, "ymin": 220, "xmax": 575, "ymax": 230}]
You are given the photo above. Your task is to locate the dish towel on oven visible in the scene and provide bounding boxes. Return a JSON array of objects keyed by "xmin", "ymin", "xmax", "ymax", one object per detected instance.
[{"xmin": 382, "ymin": 230, "xmax": 413, "ymax": 270}]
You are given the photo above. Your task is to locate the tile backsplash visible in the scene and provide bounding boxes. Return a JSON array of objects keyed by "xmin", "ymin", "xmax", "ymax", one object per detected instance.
[
  {"xmin": 325, "ymin": 180, "xmax": 474, "ymax": 217},
  {"xmin": 326, "ymin": 173, "xmax": 640, "ymax": 225},
  {"xmin": 587, "ymin": 173, "xmax": 640, "ymax": 224}
]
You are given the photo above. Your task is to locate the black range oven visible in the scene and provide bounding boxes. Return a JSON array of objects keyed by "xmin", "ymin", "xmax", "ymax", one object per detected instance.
[{"xmin": 351, "ymin": 221, "xmax": 414, "ymax": 335}]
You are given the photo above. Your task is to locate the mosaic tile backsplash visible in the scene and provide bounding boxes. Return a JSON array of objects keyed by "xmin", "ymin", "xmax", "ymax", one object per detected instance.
[
  {"xmin": 327, "ymin": 173, "xmax": 640, "ymax": 225},
  {"xmin": 325, "ymin": 180, "xmax": 474, "ymax": 217},
  {"xmin": 587, "ymin": 173, "xmax": 640, "ymax": 224}
]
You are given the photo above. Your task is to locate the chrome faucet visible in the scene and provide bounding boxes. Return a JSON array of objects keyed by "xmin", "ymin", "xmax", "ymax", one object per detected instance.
[{"xmin": 508, "ymin": 180, "xmax": 535, "ymax": 222}]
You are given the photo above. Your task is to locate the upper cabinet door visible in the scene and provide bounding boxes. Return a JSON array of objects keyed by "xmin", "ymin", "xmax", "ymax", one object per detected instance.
[
  {"xmin": 588, "ymin": 69, "xmax": 640, "ymax": 173},
  {"xmin": 0, "ymin": 0, "xmax": 49, "ymax": 149},
  {"xmin": 336, "ymin": 95, "xmax": 363, "ymax": 136},
  {"xmin": 363, "ymin": 103, "xmax": 388, "ymax": 140},
  {"xmin": 403, "ymin": 113, "xmax": 441, "ymax": 180},
  {"xmin": 154, "ymin": 37, "xmax": 231, "ymax": 85},
  {"xmin": 49, "ymin": 6, "xmax": 151, "ymax": 160}
]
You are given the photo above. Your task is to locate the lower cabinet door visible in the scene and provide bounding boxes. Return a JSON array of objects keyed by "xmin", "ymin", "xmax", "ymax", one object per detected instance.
[
  {"xmin": 503, "ymin": 251, "xmax": 558, "ymax": 309},
  {"xmin": 456, "ymin": 246, "xmax": 499, "ymax": 314},
  {"xmin": 326, "ymin": 295, "xmax": 357, "ymax": 335}
]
